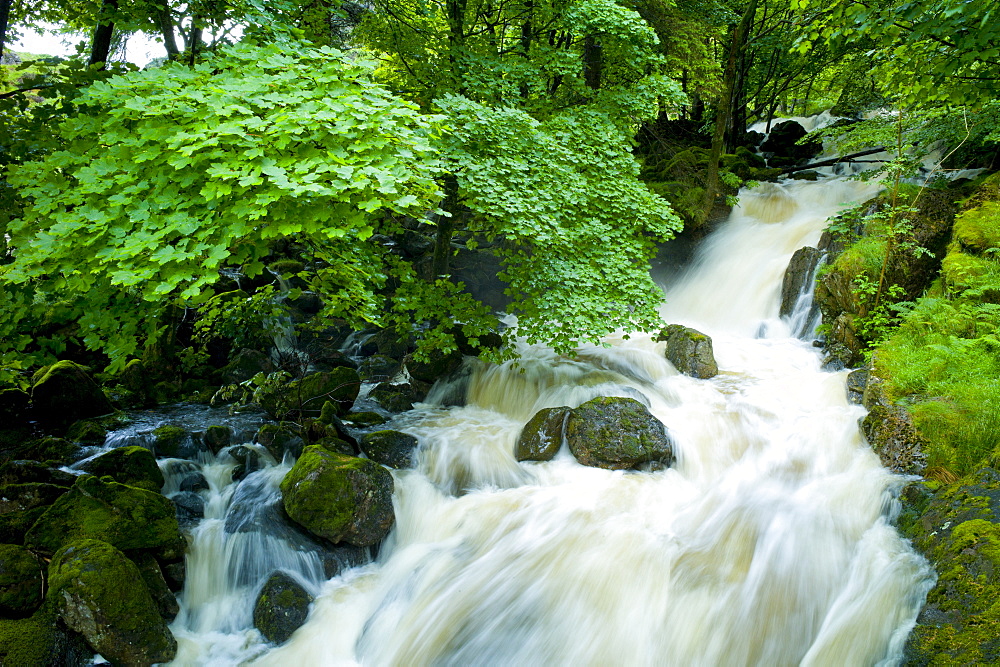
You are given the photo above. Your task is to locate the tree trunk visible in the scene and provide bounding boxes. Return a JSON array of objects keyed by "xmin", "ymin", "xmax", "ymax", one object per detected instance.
[
  {"xmin": 0, "ymin": 0, "xmax": 11, "ymax": 62},
  {"xmin": 701, "ymin": 0, "xmax": 757, "ymax": 225},
  {"xmin": 157, "ymin": 1, "xmax": 180, "ymax": 60},
  {"xmin": 89, "ymin": 0, "xmax": 118, "ymax": 67},
  {"xmin": 583, "ymin": 35, "xmax": 602, "ymax": 91},
  {"xmin": 433, "ymin": 175, "xmax": 460, "ymax": 279},
  {"xmin": 446, "ymin": 0, "xmax": 467, "ymax": 95}
]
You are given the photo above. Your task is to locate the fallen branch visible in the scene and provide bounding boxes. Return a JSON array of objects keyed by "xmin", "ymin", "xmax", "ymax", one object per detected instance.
[{"xmin": 779, "ymin": 147, "xmax": 888, "ymax": 174}]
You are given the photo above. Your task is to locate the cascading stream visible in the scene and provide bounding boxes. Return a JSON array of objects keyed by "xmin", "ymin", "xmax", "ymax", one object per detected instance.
[{"xmin": 171, "ymin": 172, "xmax": 934, "ymax": 666}]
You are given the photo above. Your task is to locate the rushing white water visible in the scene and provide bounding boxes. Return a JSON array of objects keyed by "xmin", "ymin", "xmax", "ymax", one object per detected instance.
[{"xmin": 168, "ymin": 173, "xmax": 934, "ymax": 666}]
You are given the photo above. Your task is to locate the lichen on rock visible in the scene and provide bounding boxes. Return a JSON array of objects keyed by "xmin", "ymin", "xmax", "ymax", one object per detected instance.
[{"xmin": 565, "ymin": 397, "xmax": 674, "ymax": 470}]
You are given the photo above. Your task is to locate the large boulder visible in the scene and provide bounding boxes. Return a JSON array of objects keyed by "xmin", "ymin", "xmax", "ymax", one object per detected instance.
[
  {"xmin": 259, "ymin": 368, "xmax": 360, "ymax": 420},
  {"xmin": 565, "ymin": 397, "xmax": 674, "ymax": 470},
  {"xmin": 280, "ymin": 446, "xmax": 394, "ymax": 547},
  {"xmin": 30, "ymin": 361, "xmax": 115, "ymax": 433},
  {"xmin": 0, "ymin": 460, "xmax": 75, "ymax": 487},
  {"xmin": 403, "ymin": 349, "xmax": 463, "ymax": 384},
  {"xmin": 359, "ymin": 430, "xmax": 419, "ymax": 469},
  {"xmin": 25, "ymin": 475, "xmax": 182, "ymax": 556},
  {"xmin": 0, "ymin": 389, "xmax": 31, "ymax": 449},
  {"xmin": 253, "ymin": 570, "xmax": 313, "ymax": 645},
  {"xmin": 655, "ymin": 324, "xmax": 719, "ymax": 379},
  {"xmin": 515, "ymin": 407, "xmax": 571, "ymax": 462},
  {"xmin": 759, "ymin": 120, "xmax": 822, "ymax": 161},
  {"xmin": 369, "ymin": 380, "xmax": 430, "ymax": 413},
  {"xmin": 860, "ymin": 404, "xmax": 927, "ymax": 475},
  {"xmin": 780, "ymin": 246, "xmax": 823, "ymax": 318},
  {"xmin": 0, "ymin": 543, "xmax": 44, "ymax": 617},
  {"xmin": 48, "ymin": 539, "xmax": 177, "ymax": 665},
  {"xmin": 78, "ymin": 446, "xmax": 164, "ymax": 492},
  {"xmin": 0, "ymin": 601, "xmax": 91, "ymax": 666}
]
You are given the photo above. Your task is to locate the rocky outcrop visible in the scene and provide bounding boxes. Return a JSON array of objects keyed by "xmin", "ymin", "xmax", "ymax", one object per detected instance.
[
  {"xmin": 780, "ymin": 246, "xmax": 823, "ymax": 318},
  {"xmin": 280, "ymin": 446, "xmax": 395, "ymax": 547},
  {"xmin": 78, "ymin": 446, "xmax": 164, "ymax": 492},
  {"xmin": 253, "ymin": 571, "xmax": 313, "ymax": 644},
  {"xmin": 565, "ymin": 397, "xmax": 674, "ymax": 471},
  {"xmin": 0, "ymin": 544, "xmax": 44, "ymax": 617},
  {"xmin": 655, "ymin": 324, "xmax": 719, "ymax": 379},
  {"xmin": 515, "ymin": 407, "xmax": 570, "ymax": 462},
  {"xmin": 359, "ymin": 430, "xmax": 419, "ymax": 469},
  {"xmin": 759, "ymin": 120, "xmax": 822, "ymax": 163},
  {"xmin": 30, "ymin": 361, "xmax": 115, "ymax": 433},
  {"xmin": 25, "ymin": 475, "xmax": 182, "ymax": 556},
  {"xmin": 48, "ymin": 539, "xmax": 177, "ymax": 665},
  {"xmin": 258, "ymin": 368, "xmax": 360, "ymax": 420}
]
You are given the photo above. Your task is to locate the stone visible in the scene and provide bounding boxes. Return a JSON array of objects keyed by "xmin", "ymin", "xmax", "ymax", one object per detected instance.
[
  {"xmin": 48, "ymin": 539, "xmax": 177, "ymax": 665},
  {"xmin": 358, "ymin": 354, "xmax": 402, "ymax": 383},
  {"xmin": 403, "ymin": 349, "xmax": 463, "ymax": 384},
  {"xmin": 759, "ymin": 120, "xmax": 821, "ymax": 160},
  {"xmin": 25, "ymin": 475, "xmax": 182, "ymax": 556},
  {"xmin": 78, "ymin": 446, "xmax": 164, "ymax": 492},
  {"xmin": 655, "ymin": 324, "xmax": 719, "ymax": 379},
  {"xmin": 565, "ymin": 397, "xmax": 675, "ymax": 471},
  {"xmin": 515, "ymin": 407, "xmax": 570, "ymax": 462},
  {"xmin": 30, "ymin": 361, "xmax": 115, "ymax": 433},
  {"xmin": 221, "ymin": 348, "xmax": 276, "ymax": 385},
  {"xmin": 0, "ymin": 543, "xmax": 44, "ymax": 617},
  {"xmin": 0, "ymin": 483, "xmax": 69, "ymax": 514},
  {"xmin": 258, "ymin": 368, "xmax": 361, "ymax": 420},
  {"xmin": 0, "ymin": 601, "xmax": 91, "ymax": 666},
  {"xmin": 119, "ymin": 358, "xmax": 156, "ymax": 407},
  {"xmin": 369, "ymin": 381, "xmax": 430, "ymax": 413},
  {"xmin": 860, "ymin": 404, "xmax": 927, "ymax": 475},
  {"xmin": 130, "ymin": 552, "xmax": 180, "ymax": 621},
  {"xmin": 780, "ymin": 246, "xmax": 823, "ymax": 318},
  {"xmin": 280, "ymin": 446, "xmax": 395, "ymax": 547},
  {"xmin": 344, "ymin": 411, "xmax": 387, "ymax": 427},
  {"xmin": 65, "ymin": 420, "xmax": 108, "ymax": 444},
  {"xmin": 202, "ymin": 425, "xmax": 231, "ymax": 453},
  {"xmin": 253, "ymin": 570, "xmax": 314, "ymax": 645},
  {"xmin": 152, "ymin": 424, "xmax": 199, "ymax": 459},
  {"xmin": 0, "ymin": 460, "xmax": 75, "ymax": 487},
  {"xmin": 359, "ymin": 430, "xmax": 419, "ymax": 469},
  {"xmin": 255, "ymin": 423, "xmax": 306, "ymax": 461},
  {"xmin": 171, "ymin": 492, "xmax": 205, "ymax": 526},
  {"xmin": 846, "ymin": 369, "xmax": 868, "ymax": 405},
  {"xmin": 179, "ymin": 472, "xmax": 208, "ymax": 493},
  {"xmin": 20, "ymin": 437, "xmax": 81, "ymax": 466}
]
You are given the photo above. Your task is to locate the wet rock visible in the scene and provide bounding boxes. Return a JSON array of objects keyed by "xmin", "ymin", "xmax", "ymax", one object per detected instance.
[
  {"xmin": 403, "ymin": 349, "xmax": 463, "ymax": 384},
  {"xmin": 179, "ymin": 472, "xmax": 208, "ymax": 493},
  {"xmin": 130, "ymin": 552, "xmax": 180, "ymax": 621},
  {"xmin": 315, "ymin": 437, "xmax": 355, "ymax": 457},
  {"xmin": 64, "ymin": 419, "xmax": 109, "ymax": 445},
  {"xmin": 256, "ymin": 423, "xmax": 306, "ymax": 461},
  {"xmin": 0, "ymin": 601, "xmax": 92, "ymax": 666},
  {"xmin": 171, "ymin": 491, "xmax": 205, "ymax": 526},
  {"xmin": 48, "ymin": 539, "xmax": 177, "ymax": 665},
  {"xmin": 759, "ymin": 120, "xmax": 821, "ymax": 161},
  {"xmin": 229, "ymin": 445, "xmax": 264, "ymax": 481},
  {"xmin": 152, "ymin": 424, "xmax": 200, "ymax": 459},
  {"xmin": 253, "ymin": 571, "xmax": 314, "ymax": 645},
  {"xmin": 0, "ymin": 483, "xmax": 69, "ymax": 514},
  {"xmin": 515, "ymin": 407, "xmax": 570, "ymax": 462},
  {"xmin": 119, "ymin": 358, "xmax": 156, "ymax": 408},
  {"xmin": 0, "ymin": 544, "xmax": 44, "ymax": 617},
  {"xmin": 202, "ymin": 425, "xmax": 231, "ymax": 454},
  {"xmin": 566, "ymin": 397, "xmax": 674, "ymax": 471},
  {"xmin": 370, "ymin": 381, "xmax": 430, "ymax": 413},
  {"xmin": 344, "ymin": 411, "xmax": 387, "ymax": 427},
  {"xmin": 656, "ymin": 324, "xmax": 719, "ymax": 379},
  {"xmin": 280, "ymin": 446, "xmax": 394, "ymax": 547},
  {"xmin": 360, "ymin": 430, "xmax": 419, "ymax": 469},
  {"xmin": 846, "ymin": 369, "xmax": 868, "ymax": 404},
  {"xmin": 790, "ymin": 170, "xmax": 820, "ymax": 181},
  {"xmin": 370, "ymin": 328, "xmax": 413, "ymax": 359},
  {"xmin": 30, "ymin": 361, "xmax": 115, "ymax": 433},
  {"xmin": 358, "ymin": 355, "xmax": 402, "ymax": 383},
  {"xmin": 19, "ymin": 436, "xmax": 81, "ymax": 466},
  {"xmin": 0, "ymin": 507, "xmax": 48, "ymax": 545},
  {"xmin": 25, "ymin": 475, "xmax": 182, "ymax": 556},
  {"xmin": 780, "ymin": 247, "xmax": 823, "ymax": 318},
  {"xmin": 221, "ymin": 348, "xmax": 276, "ymax": 385},
  {"xmin": 79, "ymin": 446, "xmax": 164, "ymax": 492},
  {"xmin": 0, "ymin": 460, "xmax": 75, "ymax": 487},
  {"xmin": 258, "ymin": 368, "xmax": 360, "ymax": 420},
  {"xmin": 162, "ymin": 562, "xmax": 185, "ymax": 591},
  {"xmin": 860, "ymin": 404, "xmax": 926, "ymax": 475}
]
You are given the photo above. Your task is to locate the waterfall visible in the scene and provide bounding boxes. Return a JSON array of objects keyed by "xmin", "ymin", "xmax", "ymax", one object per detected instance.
[{"xmin": 169, "ymin": 173, "xmax": 934, "ymax": 666}]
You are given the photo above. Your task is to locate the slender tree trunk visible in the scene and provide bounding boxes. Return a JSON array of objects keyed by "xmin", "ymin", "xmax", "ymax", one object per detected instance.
[
  {"xmin": 446, "ymin": 0, "xmax": 467, "ymax": 95},
  {"xmin": 189, "ymin": 14, "xmax": 202, "ymax": 66},
  {"xmin": 702, "ymin": 0, "xmax": 757, "ymax": 225},
  {"xmin": 582, "ymin": 35, "xmax": 602, "ymax": 91},
  {"xmin": 0, "ymin": 0, "xmax": 11, "ymax": 62},
  {"xmin": 89, "ymin": 0, "xmax": 118, "ymax": 67},
  {"xmin": 433, "ymin": 175, "xmax": 460, "ymax": 278},
  {"xmin": 157, "ymin": 0, "xmax": 180, "ymax": 60},
  {"xmin": 520, "ymin": 1, "xmax": 533, "ymax": 98}
]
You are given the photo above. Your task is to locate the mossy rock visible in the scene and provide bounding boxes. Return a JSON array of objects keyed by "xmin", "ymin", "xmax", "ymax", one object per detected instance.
[
  {"xmin": 359, "ymin": 430, "xmax": 419, "ymax": 469},
  {"xmin": 370, "ymin": 329, "xmax": 412, "ymax": 360},
  {"xmin": 900, "ymin": 468, "xmax": 1000, "ymax": 664},
  {"xmin": 0, "ymin": 543, "xmax": 45, "ymax": 617},
  {"xmin": 0, "ymin": 460, "xmax": 75, "ymax": 487},
  {"xmin": 48, "ymin": 539, "xmax": 177, "ymax": 665},
  {"xmin": 344, "ymin": 411, "xmax": 387, "ymax": 427},
  {"xmin": 64, "ymin": 420, "xmax": 108, "ymax": 444},
  {"xmin": 0, "ymin": 506, "xmax": 48, "ymax": 545},
  {"xmin": 78, "ymin": 446, "xmax": 164, "ymax": 493},
  {"xmin": 152, "ymin": 424, "xmax": 196, "ymax": 458},
  {"xmin": 358, "ymin": 354, "xmax": 402, "ymax": 383},
  {"xmin": 25, "ymin": 475, "xmax": 182, "ymax": 556},
  {"xmin": 402, "ymin": 349, "xmax": 463, "ymax": 384},
  {"xmin": 268, "ymin": 259, "xmax": 305, "ymax": 276},
  {"xmin": 315, "ymin": 437, "xmax": 355, "ymax": 456},
  {"xmin": 253, "ymin": 570, "xmax": 313, "ymax": 645},
  {"xmin": 130, "ymin": 551, "xmax": 179, "ymax": 621},
  {"xmin": 954, "ymin": 201, "xmax": 1000, "ymax": 254},
  {"xmin": 202, "ymin": 425, "xmax": 232, "ymax": 454},
  {"xmin": 565, "ymin": 397, "xmax": 675, "ymax": 471},
  {"xmin": 0, "ymin": 598, "xmax": 91, "ymax": 666},
  {"xmin": 861, "ymin": 404, "xmax": 927, "ymax": 475},
  {"xmin": 515, "ymin": 407, "xmax": 570, "ymax": 462},
  {"xmin": 17, "ymin": 436, "xmax": 81, "ymax": 466},
  {"xmin": 119, "ymin": 358, "xmax": 156, "ymax": 407},
  {"xmin": 655, "ymin": 324, "xmax": 719, "ymax": 379},
  {"xmin": 0, "ymin": 482, "xmax": 69, "ymax": 515},
  {"xmin": 255, "ymin": 423, "xmax": 306, "ymax": 461},
  {"xmin": 369, "ymin": 380, "xmax": 430, "ymax": 413},
  {"xmin": 280, "ymin": 446, "xmax": 394, "ymax": 547},
  {"xmin": 258, "ymin": 368, "xmax": 361, "ymax": 420},
  {"xmin": 30, "ymin": 361, "xmax": 115, "ymax": 433},
  {"xmin": 220, "ymin": 348, "xmax": 275, "ymax": 385}
]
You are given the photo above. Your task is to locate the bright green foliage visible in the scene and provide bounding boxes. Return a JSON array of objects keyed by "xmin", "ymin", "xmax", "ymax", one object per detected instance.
[
  {"xmin": 439, "ymin": 96, "xmax": 682, "ymax": 352},
  {"xmin": 1, "ymin": 41, "xmax": 444, "ymax": 373}
]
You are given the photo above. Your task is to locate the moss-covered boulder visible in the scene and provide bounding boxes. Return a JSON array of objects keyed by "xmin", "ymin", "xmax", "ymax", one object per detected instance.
[
  {"xmin": 48, "ymin": 539, "xmax": 177, "ymax": 665},
  {"xmin": 369, "ymin": 380, "xmax": 430, "ymax": 413},
  {"xmin": 25, "ymin": 475, "xmax": 182, "ymax": 556},
  {"xmin": 899, "ymin": 469, "xmax": 1000, "ymax": 664},
  {"xmin": 0, "ymin": 482, "xmax": 69, "ymax": 515},
  {"xmin": 201, "ymin": 425, "xmax": 231, "ymax": 454},
  {"xmin": 358, "ymin": 354, "xmax": 402, "ymax": 383},
  {"xmin": 655, "ymin": 324, "xmax": 719, "ymax": 379},
  {"xmin": 359, "ymin": 430, "xmax": 419, "ymax": 469},
  {"xmin": 280, "ymin": 446, "xmax": 394, "ymax": 547},
  {"xmin": 130, "ymin": 551, "xmax": 179, "ymax": 621},
  {"xmin": 259, "ymin": 368, "xmax": 360, "ymax": 420},
  {"xmin": 515, "ymin": 407, "xmax": 570, "ymax": 462},
  {"xmin": 152, "ymin": 424, "xmax": 198, "ymax": 459},
  {"xmin": 19, "ymin": 436, "xmax": 81, "ymax": 466},
  {"xmin": 119, "ymin": 358, "xmax": 156, "ymax": 408},
  {"xmin": 402, "ymin": 349, "xmax": 463, "ymax": 384},
  {"xmin": 565, "ymin": 397, "xmax": 674, "ymax": 471},
  {"xmin": 220, "ymin": 348, "xmax": 276, "ymax": 385},
  {"xmin": 0, "ymin": 599, "xmax": 91, "ymax": 666},
  {"xmin": 0, "ymin": 460, "xmax": 75, "ymax": 487},
  {"xmin": 0, "ymin": 507, "xmax": 48, "ymax": 545},
  {"xmin": 344, "ymin": 411, "xmax": 387, "ymax": 427},
  {"xmin": 78, "ymin": 446, "xmax": 164, "ymax": 493},
  {"xmin": 253, "ymin": 570, "xmax": 313, "ymax": 645},
  {"xmin": 780, "ymin": 246, "xmax": 823, "ymax": 319},
  {"xmin": 65, "ymin": 420, "xmax": 108, "ymax": 445},
  {"xmin": 0, "ymin": 543, "xmax": 44, "ymax": 617},
  {"xmin": 255, "ymin": 423, "xmax": 306, "ymax": 461},
  {"xmin": 30, "ymin": 361, "xmax": 115, "ymax": 433},
  {"xmin": 860, "ymin": 403, "xmax": 927, "ymax": 475}
]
